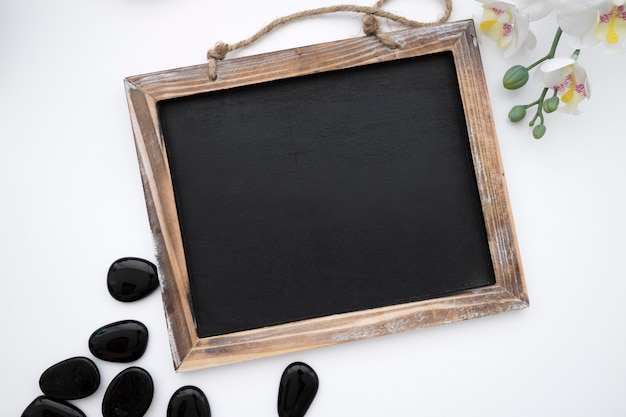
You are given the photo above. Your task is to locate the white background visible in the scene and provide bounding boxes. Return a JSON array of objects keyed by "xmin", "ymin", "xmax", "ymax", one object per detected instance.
[{"xmin": 2, "ymin": 0, "xmax": 626, "ymax": 416}]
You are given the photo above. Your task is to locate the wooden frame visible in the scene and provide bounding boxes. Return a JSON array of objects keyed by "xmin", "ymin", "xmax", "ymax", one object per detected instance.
[{"xmin": 125, "ymin": 20, "xmax": 527, "ymax": 372}]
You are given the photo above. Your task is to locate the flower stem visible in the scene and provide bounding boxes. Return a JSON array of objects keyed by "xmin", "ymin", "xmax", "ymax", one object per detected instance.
[
  {"xmin": 528, "ymin": 88, "xmax": 549, "ymax": 126},
  {"xmin": 527, "ymin": 27, "xmax": 563, "ymax": 70}
]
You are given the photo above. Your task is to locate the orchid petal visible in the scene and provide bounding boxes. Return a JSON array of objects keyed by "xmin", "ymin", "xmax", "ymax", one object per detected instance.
[
  {"xmin": 505, "ymin": 11, "xmax": 531, "ymax": 57},
  {"xmin": 524, "ymin": 29, "xmax": 538, "ymax": 49},
  {"xmin": 557, "ymin": 6, "xmax": 599, "ymax": 37},
  {"xmin": 556, "ymin": 3, "xmax": 602, "ymax": 48},
  {"xmin": 517, "ymin": 0, "xmax": 558, "ymax": 20},
  {"xmin": 569, "ymin": 31, "xmax": 602, "ymax": 49},
  {"xmin": 563, "ymin": 63, "xmax": 591, "ymax": 99},
  {"xmin": 561, "ymin": 95, "xmax": 585, "ymax": 114},
  {"xmin": 541, "ymin": 56, "xmax": 576, "ymax": 72},
  {"xmin": 558, "ymin": 0, "xmax": 610, "ymax": 11}
]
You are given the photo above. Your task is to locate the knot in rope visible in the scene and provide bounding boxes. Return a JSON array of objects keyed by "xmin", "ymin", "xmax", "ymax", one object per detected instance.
[
  {"xmin": 207, "ymin": 41, "xmax": 231, "ymax": 81},
  {"xmin": 207, "ymin": 41, "xmax": 230, "ymax": 61},
  {"xmin": 362, "ymin": 13, "xmax": 401, "ymax": 49},
  {"xmin": 362, "ymin": 14, "xmax": 380, "ymax": 36}
]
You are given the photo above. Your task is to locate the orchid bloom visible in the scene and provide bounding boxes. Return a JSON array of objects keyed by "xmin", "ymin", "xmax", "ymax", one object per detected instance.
[
  {"xmin": 537, "ymin": 57, "xmax": 591, "ymax": 114},
  {"xmin": 476, "ymin": 0, "xmax": 557, "ymax": 57},
  {"xmin": 557, "ymin": 0, "xmax": 626, "ymax": 51}
]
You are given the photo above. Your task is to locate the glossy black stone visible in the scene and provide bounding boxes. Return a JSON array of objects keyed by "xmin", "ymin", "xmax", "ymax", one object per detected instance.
[
  {"xmin": 102, "ymin": 367, "xmax": 154, "ymax": 417},
  {"xmin": 167, "ymin": 386, "xmax": 211, "ymax": 417},
  {"xmin": 21, "ymin": 396, "xmax": 86, "ymax": 417},
  {"xmin": 88, "ymin": 319, "xmax": 148, "ymax": 362},
  {"xmin": 107, "ymin": 257, "xmax": 158, "ymax": 302},
  {"xmin": 39, "ymin": 356, "xmax": 100, "ymax": 400},
  {"xmin": 277, "ymin": 362, "xmax": 319, "ymax": 417}
]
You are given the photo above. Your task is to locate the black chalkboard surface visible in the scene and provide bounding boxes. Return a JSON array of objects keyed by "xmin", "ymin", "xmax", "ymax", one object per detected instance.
[
  {"xmin": 125, "ymin": 20, "xmax": 527, "ymax": 371},
  {"xmin": 158, "ymin": 52, "xmax": 495, "ymax": 338}
]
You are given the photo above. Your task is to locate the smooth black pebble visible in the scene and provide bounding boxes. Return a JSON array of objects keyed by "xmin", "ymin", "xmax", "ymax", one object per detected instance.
[
  {"xmin": 21, "ymin": 396, "xmax": 86, "ymax": 417},
  {"xmin": 39, "ymin": 356, "xmax": 100, "ymax": 400},
  {"xmin": 107, "ymin": 257, "xmax": 158, "ymax": 302},
  {"xmin": 167, "ymin": 385, "xmax": 211, "ymax": 417},
  {"xmin": 88, "ymin": 319, "xmax": 148, "ymax": 362},
  {"xmin": 277, "ymin": 362, "xmax": 319, "ymax": 417},
  {"xmin": 102, "ymin": 367, "xmax": 154, "ymax": 417}
]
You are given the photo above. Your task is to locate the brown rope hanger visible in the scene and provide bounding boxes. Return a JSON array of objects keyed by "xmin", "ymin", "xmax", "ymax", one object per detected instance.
[{"xmin": 206, "ymin": 0, "xmax": 454, "ymax": 80}]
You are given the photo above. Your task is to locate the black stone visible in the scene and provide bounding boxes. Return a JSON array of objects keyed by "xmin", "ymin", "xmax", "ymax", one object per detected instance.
[
  {"xmin": 277, "ymin": 362, "xmax": 319, "ymax": 417},
  {"xmin": 167, "ymin": 386, "xmax": 211, "ymax": 417},
  {"xmin": 88, "ymin": 319, "xmax": 148, "ymax": 362},
  {"xmin": 102, "ymin": 367, "xmax": 154, "ymax": 417},
  {"xmin": 39, "ymin": 356, "xmax": 100, "ymax": 400},
  {"xmin": 21, "ymin": 396, "xmax": 86, "ymax": 417},
  {"xmin": 107, "ymin": 257, "xmax": 158, "ymax": 302}
]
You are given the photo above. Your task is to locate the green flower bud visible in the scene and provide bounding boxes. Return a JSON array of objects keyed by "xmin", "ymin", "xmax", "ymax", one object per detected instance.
[
  {"xmin": 503, "ymin": 65, "xmax": 529, "ymax": 90},
  {"xmin": 543, "ymin": 96, "xmax": 560, "ymax": 113},
  {"xmin": 508, "ymin": 105, "xmax": 527, "ymax": 122},
  {"xmin": 533, "ymin": 124, "xmax": 547, "ymax": 139}
]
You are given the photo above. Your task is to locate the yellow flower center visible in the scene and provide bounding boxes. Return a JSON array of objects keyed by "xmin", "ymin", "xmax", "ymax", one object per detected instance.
[
  {"xmin": 607, "ymin": 6, "xmax": 620, "ymax": 44},
  {"xmin": 480, "ymin": 19, "xmax": 497, "ymax": 32},
  {"xmin": 561, "ymin": 66, "xmax": 576, "ymax": 104},
  {"xmin": 596, "ymin": 6, "xmax": 626, "ymax": 45},
  {"xmin": 479, "ymin": 8, "xmax": 514, "ymax": 46}
]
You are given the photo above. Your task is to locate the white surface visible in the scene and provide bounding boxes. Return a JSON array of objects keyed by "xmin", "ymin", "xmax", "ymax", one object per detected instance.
[{"xmin": 2, "ymin": 1, "xmax": 626, "ymax": 416}]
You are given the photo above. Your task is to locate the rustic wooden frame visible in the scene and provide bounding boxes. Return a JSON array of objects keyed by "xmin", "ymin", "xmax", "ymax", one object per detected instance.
[{"xmin": 125, "ymin": 19, "xmax": 527, "ymax": 372}]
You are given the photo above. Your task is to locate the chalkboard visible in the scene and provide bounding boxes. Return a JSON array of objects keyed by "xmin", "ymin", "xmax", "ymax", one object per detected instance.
[{"xmin": 125, "ymin": 20, "xmax": 527, "ymax": 371}]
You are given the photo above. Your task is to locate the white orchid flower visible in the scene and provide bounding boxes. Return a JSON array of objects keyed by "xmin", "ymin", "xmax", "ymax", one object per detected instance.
[
  {"xmin": 476, "ymin": 0, "xmax": 557, "ymax": 57},
  {"xmin": 557, "ymin": 0, "xmax": 626, "ymax": 51},
  {"xmin": 536, "ymin": 57, "xmax": 591, "ymax": 114}
]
